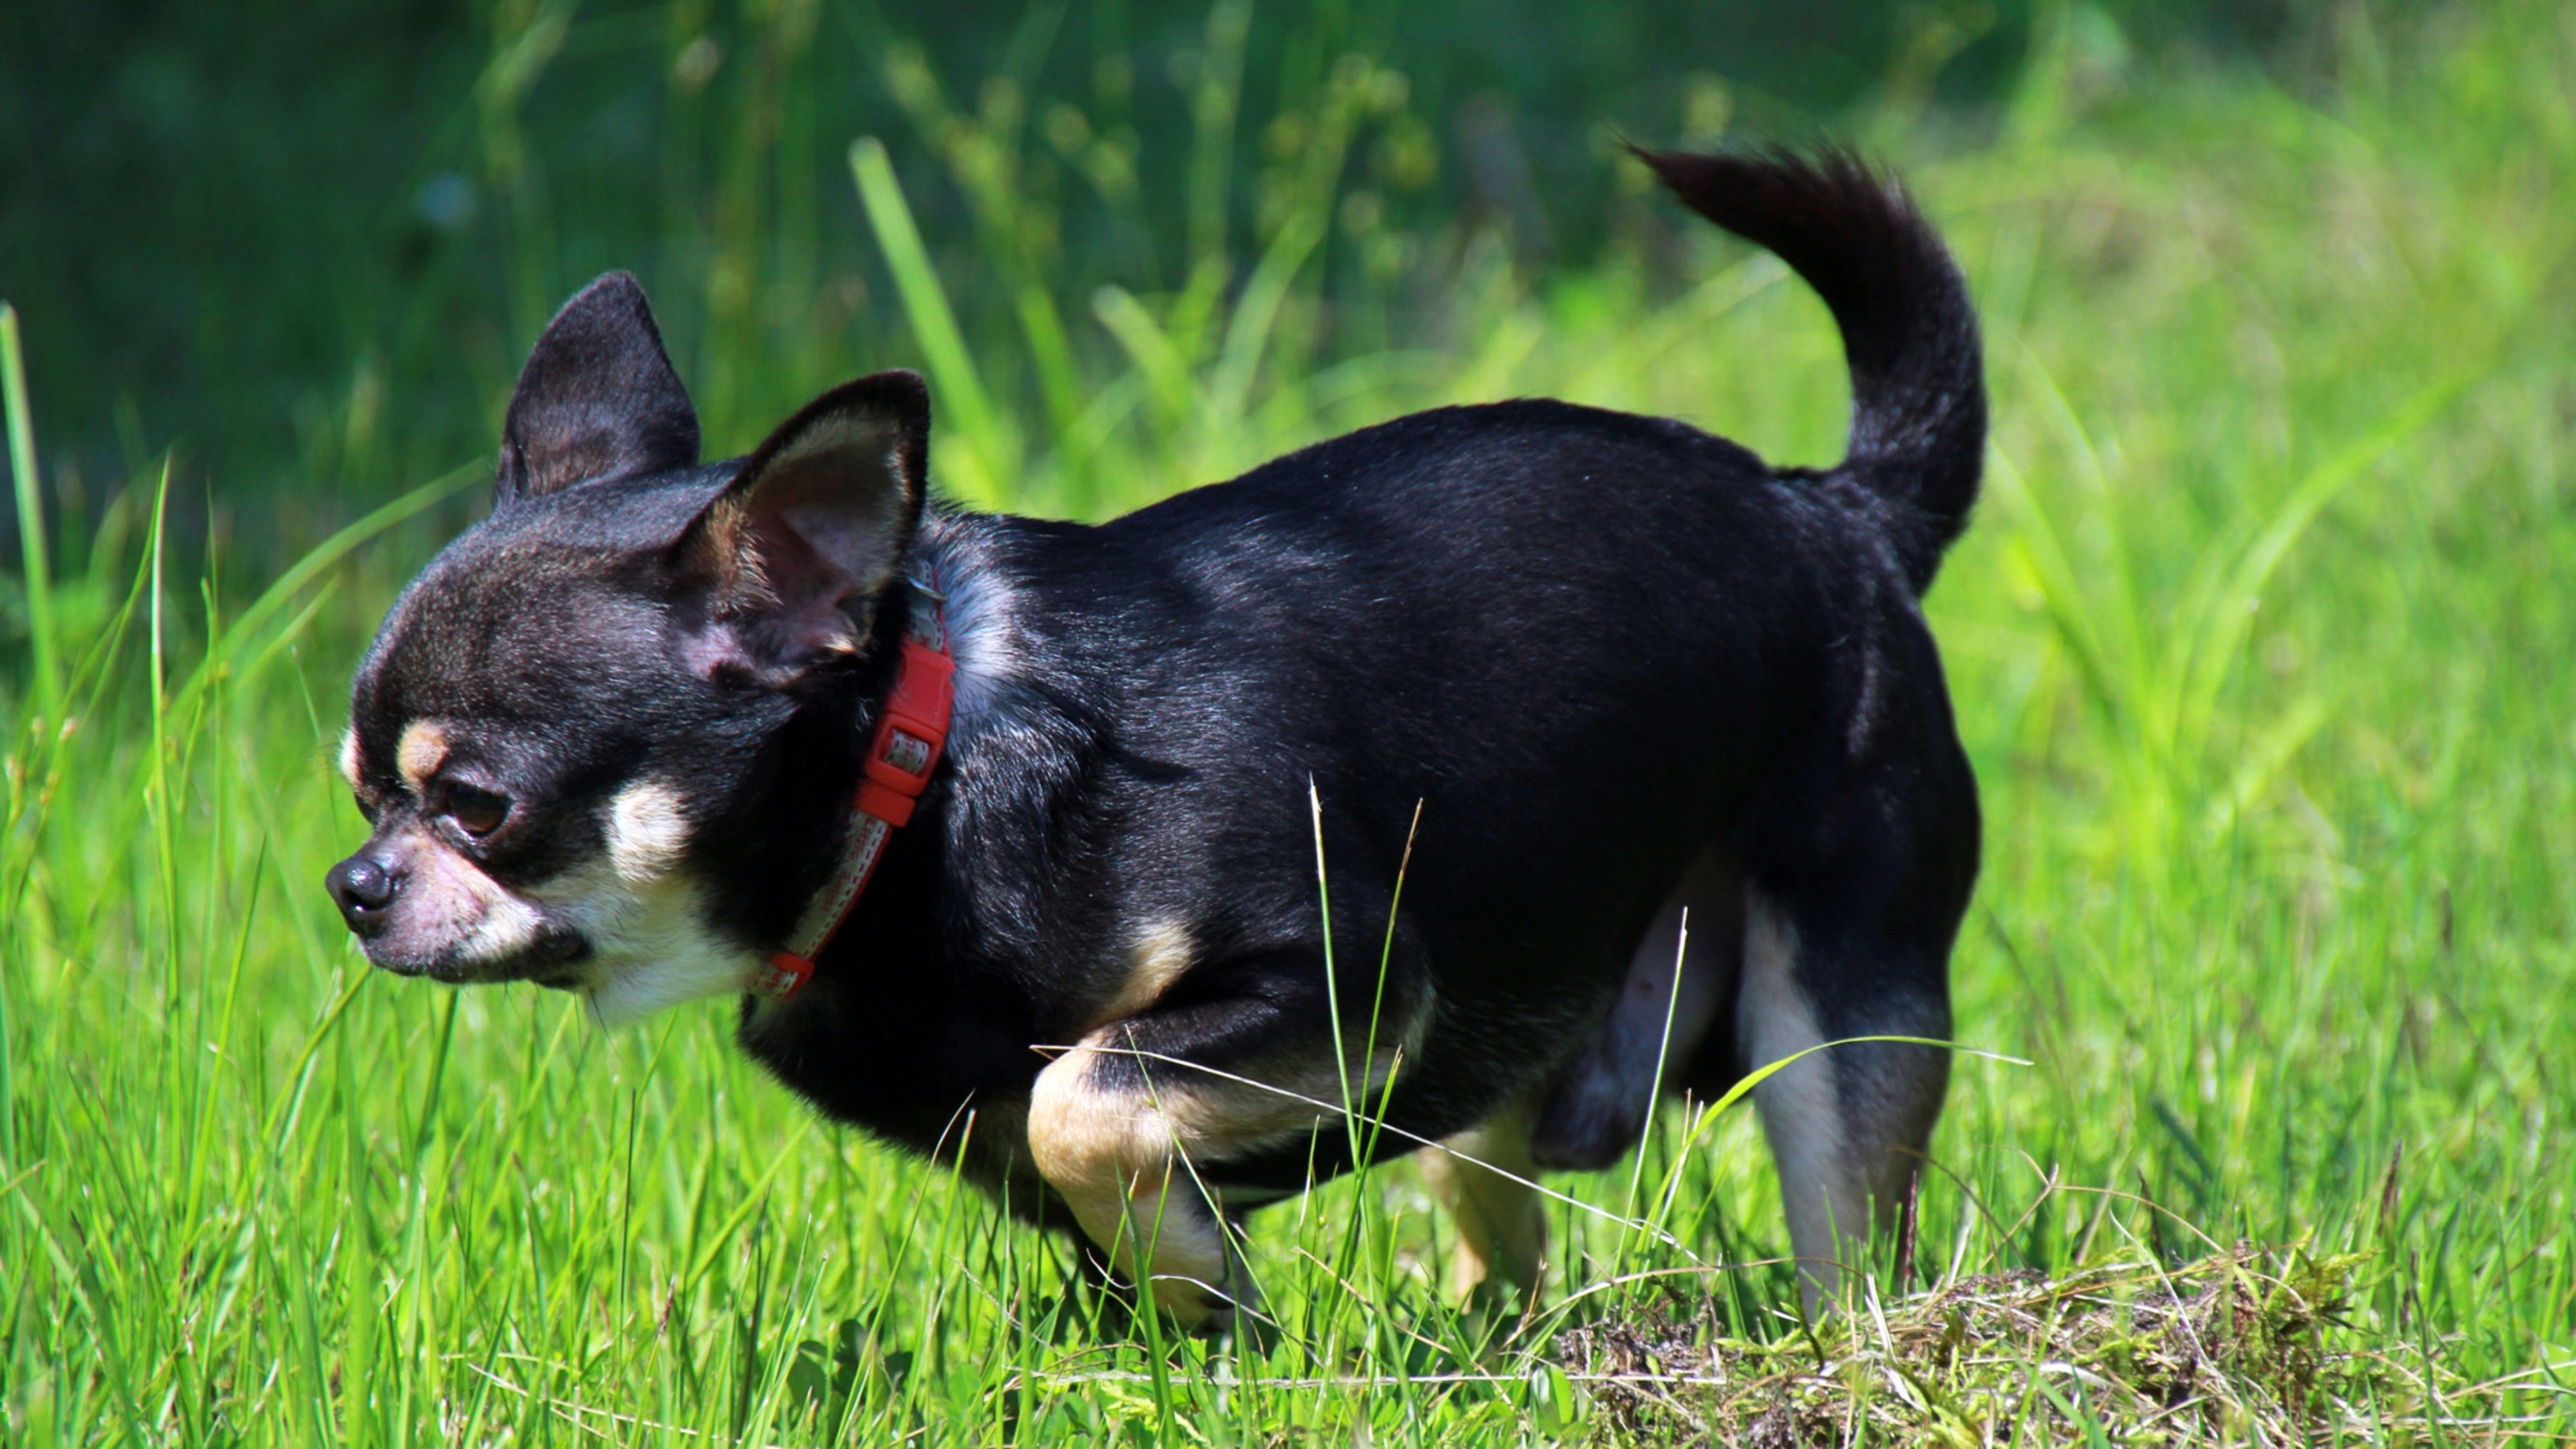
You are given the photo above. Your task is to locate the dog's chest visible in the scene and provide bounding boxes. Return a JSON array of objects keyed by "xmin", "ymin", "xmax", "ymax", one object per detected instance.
[{"xmin": 738, "ymin": 970, "xmax": 1045, "ymax": 1159}]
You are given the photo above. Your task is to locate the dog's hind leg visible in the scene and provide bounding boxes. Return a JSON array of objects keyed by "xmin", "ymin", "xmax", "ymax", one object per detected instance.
[
  {"xmin": 1738, "ymin": 886, "xmax": 1955, "ymax": 1313},
  {"xmin": 1742, "ymin": 737, "xmax": 1977, "ymax": 1312},
  {"xmin": 1419, "ymin": 1096, "xmax": 1545, "ymax": 1308}
]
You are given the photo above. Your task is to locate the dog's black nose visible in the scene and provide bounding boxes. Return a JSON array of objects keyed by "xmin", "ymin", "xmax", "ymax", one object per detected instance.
[{"xmin": 326, "ymin": 855, "xmax": 400, "ymax": 934}]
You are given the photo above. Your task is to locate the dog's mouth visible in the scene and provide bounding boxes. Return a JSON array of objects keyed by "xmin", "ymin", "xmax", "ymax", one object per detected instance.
[
  {"xmin": 525, "ymin": 928, "xmax": 593, "ymax": 990},
  {"xmin": 362, "ymin": 922, "xmax": 592, "ymax": 988}
]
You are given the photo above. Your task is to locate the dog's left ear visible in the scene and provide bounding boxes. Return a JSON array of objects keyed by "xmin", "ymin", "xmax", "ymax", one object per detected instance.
[{"xmin": 673, "ymin": 371, "xmax": 930, "ymax": 684}]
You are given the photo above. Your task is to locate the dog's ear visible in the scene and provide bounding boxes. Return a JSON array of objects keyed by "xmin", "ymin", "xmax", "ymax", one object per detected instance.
[
  {"xmin": 495, "ymin": 272, "xmax": 700, "ymax": 505},
  {"xmin": 672, "ymin": 371, "xmax": 929, "ymax": 684}
]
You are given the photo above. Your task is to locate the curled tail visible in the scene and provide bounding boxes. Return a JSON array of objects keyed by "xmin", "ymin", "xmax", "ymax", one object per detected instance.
[{"xmin": 1638, "ymin": 147, "xmax": 1985, "ymax": 593}]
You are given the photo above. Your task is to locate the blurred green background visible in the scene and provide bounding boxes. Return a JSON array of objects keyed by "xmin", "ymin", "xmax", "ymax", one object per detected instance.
[{"xmin": 6, "ymin": 0, "xmax": 2371, "ymax": 547}]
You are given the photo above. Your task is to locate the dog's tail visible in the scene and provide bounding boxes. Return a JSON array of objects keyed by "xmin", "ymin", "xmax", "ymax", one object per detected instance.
[{"xmin": 1638, "ymin": 147, "xmax": 1984, "ymax": 593}]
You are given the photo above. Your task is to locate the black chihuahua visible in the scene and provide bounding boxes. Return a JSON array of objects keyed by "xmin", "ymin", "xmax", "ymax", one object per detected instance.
[{"xmin": 327, "ymin": 148, "xmax": 1983, "ymax": 1327}]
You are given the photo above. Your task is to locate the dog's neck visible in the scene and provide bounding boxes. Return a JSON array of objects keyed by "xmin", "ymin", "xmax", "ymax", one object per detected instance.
[
  {"xmin": 754, "ymin": 510, "xmax": 1085, "ymax": 966},
  {"xmin": 746, "ymin": 558, "xmax": 959, "ymax": 1001},
  {"xmin": 730, "ymin": 511, "xmax": 1078, "ymax": 1167},
  {"xmin": 749, "ymin": 511, "xmax": 1029, "ymax": 982}
]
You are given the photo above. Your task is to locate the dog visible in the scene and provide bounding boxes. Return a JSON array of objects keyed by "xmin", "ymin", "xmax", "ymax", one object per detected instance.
[{"xmin": 326, "ymin": 148, "xmax": 1983, "ymax": 1328}]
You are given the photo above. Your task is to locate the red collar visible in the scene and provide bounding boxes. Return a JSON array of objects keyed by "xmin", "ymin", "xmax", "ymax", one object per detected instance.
[{"xmin": 750, "ymin": 583, "xmax": 955, "ymax": 1001}]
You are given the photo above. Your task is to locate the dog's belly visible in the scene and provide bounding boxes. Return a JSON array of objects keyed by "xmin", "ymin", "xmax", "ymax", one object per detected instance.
[{"xmin": 1179, "ymin": 926, "xmax": 1731, "ymax": 1198}]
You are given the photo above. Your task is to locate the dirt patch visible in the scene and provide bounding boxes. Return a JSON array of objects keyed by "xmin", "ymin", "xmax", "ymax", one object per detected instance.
[{"xmin": 1551, "ymin": 1244, "xmax": 2524, "ymax": 1444}]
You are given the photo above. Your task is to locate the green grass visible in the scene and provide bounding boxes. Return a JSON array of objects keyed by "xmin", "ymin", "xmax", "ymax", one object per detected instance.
[{"xmin": 6, "ymin": 3, "xmax": 2575, "ymax": 1442}]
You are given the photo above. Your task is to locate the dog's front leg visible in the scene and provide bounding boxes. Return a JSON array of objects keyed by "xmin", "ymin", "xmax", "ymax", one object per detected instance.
[
  {"xmin": 1419, "ymin": 1096, "xmax": 1546, "ymax": 1310},
  {"xmin": 1029, "ymin": 1024, "xmax": 1256, "ymax": 1329},
  {"xmin": 1028, "ymin": 973, "xmax": 1384, "ymax": 1331}
]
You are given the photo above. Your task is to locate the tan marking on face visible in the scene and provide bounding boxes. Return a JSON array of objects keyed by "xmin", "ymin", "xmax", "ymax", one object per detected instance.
[
  {"xmin": 607, "ymin": 779, "xmax": 692, "ymax": 883},
  {"xmin": 1026, "ymin": 1030, "xmax": 1402, "ymax": 1325},
  {"xmin": 1091, "ymin": 919, "xmax": 1195, "ymax": 1028},
  {"xmin": 335, "ymin": 726, "xmax": 362, "ymax": 790},
  {"xmin": 396, "ymin": 720, "xmax": 449, "ymax": 798}
]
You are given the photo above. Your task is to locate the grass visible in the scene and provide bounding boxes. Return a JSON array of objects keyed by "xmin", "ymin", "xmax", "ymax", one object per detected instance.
[{"xmin": 5, "ymin": 2, "xmax": 2575, "ymax": 1442}]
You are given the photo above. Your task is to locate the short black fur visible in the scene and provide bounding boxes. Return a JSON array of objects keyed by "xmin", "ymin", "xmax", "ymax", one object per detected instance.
[{"xmin": 329, "ymin": 148, "xmax": 1986, "ymax": 1314}]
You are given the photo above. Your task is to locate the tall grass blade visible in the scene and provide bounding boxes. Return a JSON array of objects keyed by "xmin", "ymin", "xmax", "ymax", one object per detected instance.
[
  {"xmin": 1207, "ymin": 210, "xmax": 1326, "ymax": 447},
  {"xmin": 1185, "ymin": 1, "xmax": 1252, "ymax": 286},
  {"xmin": 2173, "ymin": 361, "xmax": 2488, "ymax": 760},
  {"xmin": 179, "ymin": 461, "xmax": 482, "ymax": 720},
  {"xmin": 2, "ymin": 303, "xmax": 59, "ymax": 724},
  {"xmin": 1984, "ymin": 448, "xmax": 2124, "ymax": 733},
  {"xmin": 1308, "ymin": 780, "xmax": 1356, "ymax": 1141},
  {"xmin": 1092, "ymin": 284, "xmax": 1201, "ymax": 430},
  {"xmin": 848, "ymin": 137, "xmax": 1013, "ymax": 507}
]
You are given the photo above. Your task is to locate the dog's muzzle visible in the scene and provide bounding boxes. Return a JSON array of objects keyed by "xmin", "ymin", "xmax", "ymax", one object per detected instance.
[{"xmin": 324, "ymin": 846, "xmax": 590, "ymax": 986}]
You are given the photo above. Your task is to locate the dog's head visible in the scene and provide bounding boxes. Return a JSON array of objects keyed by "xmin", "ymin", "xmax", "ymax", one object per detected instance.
[{"xmin": 326, "ymin": 273, "xmax": 929, "ymax": 1021}]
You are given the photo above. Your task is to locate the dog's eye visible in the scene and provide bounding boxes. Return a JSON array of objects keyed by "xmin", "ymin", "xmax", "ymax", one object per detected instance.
[{"xmin": 443, "ymin": 783, "xmax": 512, "ymax": 837}]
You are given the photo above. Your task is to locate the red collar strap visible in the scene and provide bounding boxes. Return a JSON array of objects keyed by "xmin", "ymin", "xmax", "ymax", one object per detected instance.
[{"xmin": 751, "ymin": 581, "xmax": 955, "ymax": 1001}]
